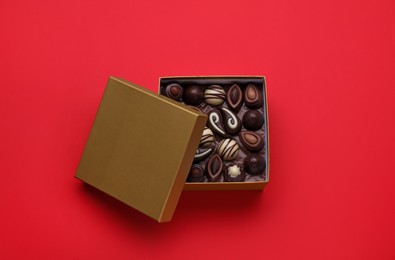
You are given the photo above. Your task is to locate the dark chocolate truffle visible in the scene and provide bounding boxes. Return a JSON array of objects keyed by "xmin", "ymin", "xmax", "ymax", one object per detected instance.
[
  {"xmin": 206, "ymin": 154, "xmax": 223, "ymax": 182},
  {"xmin": 183, "ymin": 85, "xmax": 204, "ymax": 106},
  {"xmin": 187, "ymin": 165, "xmax": 206, "ymax": 182},
  {"xmin": 221, "ymin": 107, "xmax": 242, "ymax": 135},
  {"xmin": 165, "ymin": 83, "xmax": 183, "ymax": 101},
  {"xmin": 245, "ymin": 84, "xmax": 263, "ymax": 109},
  {"xmin": 239, "ymin": 131, "xmax": 264, "ymax": 152},
  {"xmin": 223, "ymin": 164, "xmax": 246, "ymax": 182},
  {"xmin": 243, "ymin": 154, "xmax": 266, "ymax": 176},
  {"xmin": 242, "ymin": 110, "xmax": 264, "ymax": 131},
  {"xmin": 226, "ymin": 84, "xmax": 243, "ymax": 111}
]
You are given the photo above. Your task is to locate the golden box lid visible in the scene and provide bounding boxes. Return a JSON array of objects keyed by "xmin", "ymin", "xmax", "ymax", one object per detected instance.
[{"xmin": 75, "ymin": 77, "xmax": 207, "ymax": 222}]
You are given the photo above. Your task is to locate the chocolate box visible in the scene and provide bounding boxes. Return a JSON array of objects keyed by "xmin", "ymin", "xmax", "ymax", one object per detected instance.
[
  {"xmin": 75, "ymin": 77, "xmax": 207, "ymax": 222},
  {"xmin": 75, "ymin": 76, "xmax": 269, "ymax": 222},
  {"xmin": 159, "ymin": 76, "xmax": 270, "ymax": 191}
]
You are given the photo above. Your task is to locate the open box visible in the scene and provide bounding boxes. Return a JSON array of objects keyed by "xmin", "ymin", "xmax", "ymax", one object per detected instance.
[
  {"xmin": 75, "ymin": 76, "xmax": 269, "ymax": 222},
  {"xmin": 159, "ymin": 76, "xmax": 270, "ymax": 191}
]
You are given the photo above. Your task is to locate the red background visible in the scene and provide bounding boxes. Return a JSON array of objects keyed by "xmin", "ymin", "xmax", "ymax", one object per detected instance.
[{"xmin": 1, "ymin": 0, "xmax": 394, "ymax": 259}]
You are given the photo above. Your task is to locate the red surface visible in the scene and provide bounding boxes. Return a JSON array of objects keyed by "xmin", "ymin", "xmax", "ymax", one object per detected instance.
[{"xmin": 1, "ymin": 0, "xmax": 394, "ymax": 259}]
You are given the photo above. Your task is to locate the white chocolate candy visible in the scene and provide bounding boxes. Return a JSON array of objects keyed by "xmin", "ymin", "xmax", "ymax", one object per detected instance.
[
  {"xmin": 217, "ymin": 139, "xmax": 239, "ymax": 161},
  {"xmin": 228, "ymin": 165, "xmax": 241, "ymax": 178},
  {"xmin": 200, "ymin": 127, "xmax": 215, "ymax": 148},
  {"xmin": 204, "ymin": 85, "xmax": 226, "ymax": 106}
]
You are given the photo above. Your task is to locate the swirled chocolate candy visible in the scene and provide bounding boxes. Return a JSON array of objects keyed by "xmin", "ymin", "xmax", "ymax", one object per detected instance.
[
  {"xmin": 239, "ymin": 131, "xmax": 264, "ymax": 152},
  {"xmin": 187, "ymin": 165, "xmax": 206, "ymax": 182},
  {"xmin": 243, "ymin": 154, "xmax": 266, "ymax": 176},
  {"xmin": 226, "ymin": 84, "xmax": 243, "ymax": 111},
  {"xmin": 207, "ymin": 108, "xmax": 228, "ymax": 138},
  {"xmin": 217, "ymin": 139, "xmax": 240, "ymax": 161},
  {"xmin": 221, "ymin": 107, "xmax": 241, "ymax": 135},
  {"xmin": 205, "ymin": 154, "xmax": 223, "ymax": 182},
  {"xmin": 223, "ymin": 164, "xmax": 246, "ymax": 182},
  {"xmin": 204, "ymin": 85, "xmax": 226, "ymax": 106},
  {"xmin": 242, "ymin": 110, "xmax": 264, "ymax": 131},
  {"xmin": 165, "ymin": 83, "xmax": 183, "ymax": 101},
  {"xmin": 245, "ymin": 84, "xmax": 263, "ymax": 109},
  {"xmin": 183, "ymin": 85, "xmax": 204, "ymax": 106},
  {"xmin": 200, "ymin": 127, "xmax": 215, "ymax": 148},
  {"xmin": 194, "ymin": 147, "xmax": 213, "ymax": 162}
]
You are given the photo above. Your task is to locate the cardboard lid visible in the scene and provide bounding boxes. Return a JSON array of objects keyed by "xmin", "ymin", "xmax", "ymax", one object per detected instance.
[{"xmin": 75, "ymin": 77, "xmax": 207, "ymax": 222}]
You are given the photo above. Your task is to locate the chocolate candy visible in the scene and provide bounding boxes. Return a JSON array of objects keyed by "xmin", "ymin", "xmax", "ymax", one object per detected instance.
[
  {"xmin": 239, "ymin": 131, "xmax": 264, "ymax": 152},
  {"xmin": 217, "ymin": 139, "xmax": 240, "ymax": 161},
  {"xmin": 187, "ymin": 165, "xmax": 206, "ymax": 182},
  {"xmin": 165, "ymin": 83, "xmax": 183, "ymax": 101},
  {"xmin": 221, "ymin": 107, "xmax": 241, "ymax": 135},
  {"xmin": 245, "ymin": 84, "xmax": 263, "ymax": 109},
  {"xmin": 159, "ymin": 79, "xmax": 267, "ymax": 183},
  {"xmin": 200, "ymin": 127, "xmax": 215, "ymax": 148},
  {"xmin": 226, "ymin": 84, "xmax": 243, "ymax": 111},
  {"xmin": 223, "ymin": 164, "xmax": 246, "ymax": 182},
  {"xmin": 183, "ymin": 85, "xmax": 204, "ymax": 106},
  {"xmin": 207, "ymin": 108, "xmax": 228, "ymax": 138},
  {"xmin": 194, "ymin": 147, "xmax": 213, "ymax": 162},
  {"xmin": 242, "ymin": 110, "xmax": 264, "ymax": 131},
  {"xmin": 243, "ymin": 154, "xmax": 266, "ymax": 176},
  {"xmin": 205, "ymin": 154, "xmax": 223, "ymax": 182},
  {"xmin": 204, "ymin": 85, "xmax": 226, "ymax": 106}
]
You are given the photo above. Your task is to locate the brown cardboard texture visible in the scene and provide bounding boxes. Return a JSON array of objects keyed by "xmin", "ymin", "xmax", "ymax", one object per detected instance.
[
  {"xmin": 75, "ymin": 77, "xmax": 207, "ymax": 222},
  {"xmin": 159, "ymin": 76, "xmax": 270, "ymax": 191}
]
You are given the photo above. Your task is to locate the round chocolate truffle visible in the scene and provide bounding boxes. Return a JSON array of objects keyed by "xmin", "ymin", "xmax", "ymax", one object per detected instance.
[
  {"xmin": 217, "ymin": 138, "xmax": 240, "ymax": 161},
  {"xmin": 183, "ymin": 85, "xmax": 204, "ymax": 106},
  {"xmin": 243, "ymin": 154, "xmax": 266, "ymax": 176},
  {"xmin": 165, "ymin": 83, "xmax": 183, "ymax": 101},
  {"xmin": 242, "ymin": 110, "xmax": 264, "ymax": 131},
  {"xmin": 204, "ymin": 85, "xmax": 226, "ymax": 106},
  {"xmin": 187, "ymin": 165, "xmax": 206, "ymax": 182}
]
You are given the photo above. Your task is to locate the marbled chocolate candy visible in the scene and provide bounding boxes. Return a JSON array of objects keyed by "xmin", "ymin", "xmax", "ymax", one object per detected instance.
[
  {"xmin": 221, "ymin": 107, "xmax": 241, "ymax": 135},
  {"xmin": 183, "ymin": 85, "xmax": 204, "ymax": 106},
  {"xmin": 245, "ymin": 84, "xmax": 263, "ymax": 109},
  {"xmin": 226, "ymin": 84, "xmax": 243, "ymax": 111},
  {"xmin": 204, "ymin": 85, "xmax": 226, "ymax": 106},
  {"xmin": 194, "ymin": 147, "xmax": 213, "ymax": 162},
  {"xmin": 223, "ymin": 164, "xmax": 246, "ymax": 182},
  {"xmin": 242, "ymin": 110, "xmax": 264, "ymax": 131},
  {"xmin": 217, "ymin": 139, "xmax": 240, "ymax": 161},
  {"xmin": 239, "ymin": 131, "xmax": 264, "ymax": 152},
  {"xmin": 207, "ymin": 108, "xmax": 228, "ymax": 138},
  {"xmin": 200, "ymin": 127, "xmax": 215, "ymax": 148},
  {"xmin": 165, "ymin": 83, "xmax": 183, "ymax": 101},
  {"xmin": 205, "ymin": 154, "xmax": 223, "ymax": 182},
  {"xmin": 187, "ymin": 165, "xmax": 206, "ymax": 182},
  {"xmin": 243, "ymin": 154, "xmax": 266, "ymax": 176}
]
